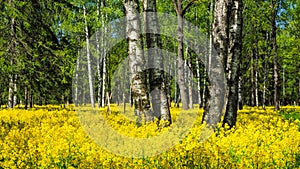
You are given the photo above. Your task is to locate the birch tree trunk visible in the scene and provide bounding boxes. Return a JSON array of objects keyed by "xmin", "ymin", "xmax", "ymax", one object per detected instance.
[
  {"xmin": 83, "ymin": 4, "xmax": 95, "ymax": 108},
  {"xmin": 101, "ymin": 0, "xmax": 107, "ymax": 108},
  {"xmin": 8, "ymin": 0, "xmax": 15, "ymax": 108},
  {"xmin": 272, "ymin": 0, "xmax": 280, "ymax": 111},
  {"xmin": 196, "ymin": 57, "xmax": 202, "ymax": 107},
  {"xmin": 177, "ymin": 13, "xmax": 188, "ymax": 110},
  {"xmin": 255, "ymin": 38, "xmax": 259, "ymax": 107},
  {"xmin": 223, "ymin": 0, "xmax": 243, "ymax": 128},
  {"xmin": 203, "ymin": 0, "xmax": 243, "ymax": 128},
  {"xmin": 238, "ymin": 75, "xmax": 243, "ymax": 110},
  {"xmin": 124, "ymin": 0, "xmax": 152, "ymax": 122},
  {"xmin": 172, "ymin": 0, "xmax": 195, "ymax": 110},
  {"xmin": 96, "ymin": 0, "xmax": 103, "ymax": 108},
  {"xmin": 143, "ymin": 0, "xmax": 171, "ymax": 124},
  {"xmin": 203, "ymin": 0, "xmax": 229, "ymax": 127},
  {"xmin": 251, "ymin": 49, "xmax": 255, "ymax": 106},
  {"xmin": 188, "ymin": 53, "xmax": 193, "ymax": 109}
]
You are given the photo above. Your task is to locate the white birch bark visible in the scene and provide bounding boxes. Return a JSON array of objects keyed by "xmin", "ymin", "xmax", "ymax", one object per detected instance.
[
  {"xmin": 124, "ymin": 0, "xmax": 152, "ymax": 122},
  {"xmin": 83, "ymin": 4, "xmax": 95, "ymax": 108}
]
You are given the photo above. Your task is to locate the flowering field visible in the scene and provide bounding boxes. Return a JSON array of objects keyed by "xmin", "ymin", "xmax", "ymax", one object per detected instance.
[{"xmin": 0, "ymin": 105, "xmax": 300, "ymax": 168}]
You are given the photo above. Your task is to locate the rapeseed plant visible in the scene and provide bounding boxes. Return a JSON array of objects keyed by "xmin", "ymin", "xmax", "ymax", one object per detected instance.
[{"xmin": 0, "ymin": 105, "xmax": 299, "ymax": 168}]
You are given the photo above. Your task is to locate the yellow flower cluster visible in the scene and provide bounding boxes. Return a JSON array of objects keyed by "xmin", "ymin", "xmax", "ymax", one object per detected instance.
[{"xmin": 0, "ymin": 105, "xmax": 299, "ymax": 168}]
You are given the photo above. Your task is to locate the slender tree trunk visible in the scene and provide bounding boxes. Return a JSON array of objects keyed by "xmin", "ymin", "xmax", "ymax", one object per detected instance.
[
  {"xmin": 96, "ymin": 0, "xmax": 103, "ymax": 108},
  {"xmin": 25, "ymin": 86, "xmax": 28, "ymax": 109},
  {"xmin": 238, "ymin": 75, "xmax": 243, "ymax": 109},
  {"xmin": 272, "ymin": 0, "xmax": 280, "ymax": 111},
  {"xmin": 172, "ymin": 0, "xmax": 195, "ymax": 110},
  {"xmin": 83, "ymin": 4, "xmax": 95, "ymax": 108},
  {"xmin": 188, "ymin": 53, "xmax": 193, "ymax": 109},
  {"xmin": 196, "ymin": 57, "xmax": 202, "ymax": 107},
  {"xmin": 166, "ymin": 40, "xmax": 172, "ymax": 107},
  {"xmin": 203, "ymin": 0, "xmax": 214, "ymax": 109},
  {"xmin": 101, "ymin": 0, "xmax": 107, "ymax": 108},
  {"xmin": 8, "ymin": 0, "xmax": 15, "ymax": 108},
  {"xmin": 124, "ymin": 0, "xmax": 152, "ymax": 122},
  {"xmin": 75, "ymin": 37, "xmax": 81, "ymax": 106},
  {"xmin": 251, "ymin": 49, "xmax": 255, "ymax": 106},
  {"xmin": 29, "ymin": 88, "xmax": 33, "ymax": 108},
  {"xmin": 174, "ymin": 40, "xmax": 178, "ymax": 107},
  {"xmin": 282, "ymin": 67, "xmax": 285, "ymax": 105},
  {"xmin": 255, "ymin": 40, "xmax": 259, "ymax": 107},
  {"xmin": 13, "ymin": 75, "xmax": 17, "ymax": 107}
]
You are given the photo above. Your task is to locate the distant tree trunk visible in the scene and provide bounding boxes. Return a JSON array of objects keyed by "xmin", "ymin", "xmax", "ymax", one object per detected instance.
[
  {"xmin": 8, "ymin": 0, "xmax": 15, "ymax": 108},
  {"xmin": 255, "ymin": 38, "xmax": 259, "ymax": 107},
  {"xmin": 143, "ymin": 0, "xmax": 171, "ymax": 124},
  {"xmin": 271, "ymin": 0, "xmax": 280, "ymax": 111},
  {"xmin": 251, "ymin": 49, "xmax": 255, "ymax": 106},
  {"xmin": 172, "ymin": 0, "xmax": 195, "ymax": 110},
  {"xmin": 173, "ymin": 40, "xmax": 179, "ymax": 108},
  {"xmin": 124, "ymin": 0, "xmax": 152, "ymax": 122},
  {"xmin": 188, "ymin": 53, "xmax": 193, "ymax": 109},
  {"xmin": 166, "ymin": 40, "xmax": 172, "ymax": 107},
  {"xmin": 196, "ymin": 57, "xmax": 202, "ymax": 107},
  {"xmin": 75, "ymin": 38, "xmax": 81, "ymax": 106},
  {"xmin": 96, "ymin": 0, "xmax": 103, "ymax": 108},
  {"xmin": 263, "ymin": 64, "xmax": 267, "ymax": 108},
  {"xmin": 83, "ymin": 4, "xmax": 95, "ymax": 108},
  {"xmin": 238, "ymin": 75, "xmax": 243, "ymax": 109},
  {"xmin": 29, "ymin": 88, "xmax": 33, "ymax": 108},
  {"xmin": 24, "ymin": 87, "xmax": 28, "ymax": 109},
  {"xmin": 101, "ymin": 0, "xmax": 107, "ymax": 108}
]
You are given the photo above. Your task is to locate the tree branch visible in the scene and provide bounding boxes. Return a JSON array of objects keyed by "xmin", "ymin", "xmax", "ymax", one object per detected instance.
[
  {"xmin": 172, "ymin": 0, "xmax": 179, "ymax": 15},
  {"xmin": 182, "ymin": 0, "xmax": 196, "ymax": 16}
]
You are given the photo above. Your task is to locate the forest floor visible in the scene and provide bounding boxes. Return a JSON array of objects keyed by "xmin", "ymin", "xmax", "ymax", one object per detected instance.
[{"xmin": 0, "ymin": 105, "xmax": 299, "ymax": 168}]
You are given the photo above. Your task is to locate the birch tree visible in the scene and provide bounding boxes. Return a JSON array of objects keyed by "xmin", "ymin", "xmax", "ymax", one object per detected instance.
[
  {"xmin": 143, "ymin": 0, "xmax": 171, "ymax": 124},
  {"xmin": 8, "ymin": 0, "xmax": 15, "ymax": 108},
  {"xmin": 202, "ymin": 0, "xmax": 243, "ymax": 128},
  {"xmin": 83, "ymin": 4, "xmax": 95, "ymax": 108},
  {"xmin": 271, "ymin": 0, "xmax": 280, "ymax": 110},
  {"xmin": 172, "ymin": 0, "xmax": 196, "ymax": 110},
  {"xmin": 124, "ymin": 0, "xmax": 152, "ymax": 122}
]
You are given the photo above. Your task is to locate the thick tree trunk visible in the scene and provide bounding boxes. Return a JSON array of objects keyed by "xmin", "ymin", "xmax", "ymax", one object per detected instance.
[
  {"xmin": 223, "ymin": 0, "xmax": 243, "ymax": 128},
  {"xmin": 124, "ymin": 0, "xmax": 152, "ymax": 122},
  {"xmin": 143, "ymin": 0, "xmax": 171, "ymax": 124},
  {"xmin": 203, "ymin": 0, "xmax": 229, "ymax": 128},
  {"xmin": 83, "ymin": 4, "xmax": 95, "ymax": 108},
  {"xmin": 203, "ymin": 0, "xmax": 243, "ymax": 128},
  {"xmin": 177, "ymin": 14, "xmax": 189, "ymax": 110}
]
